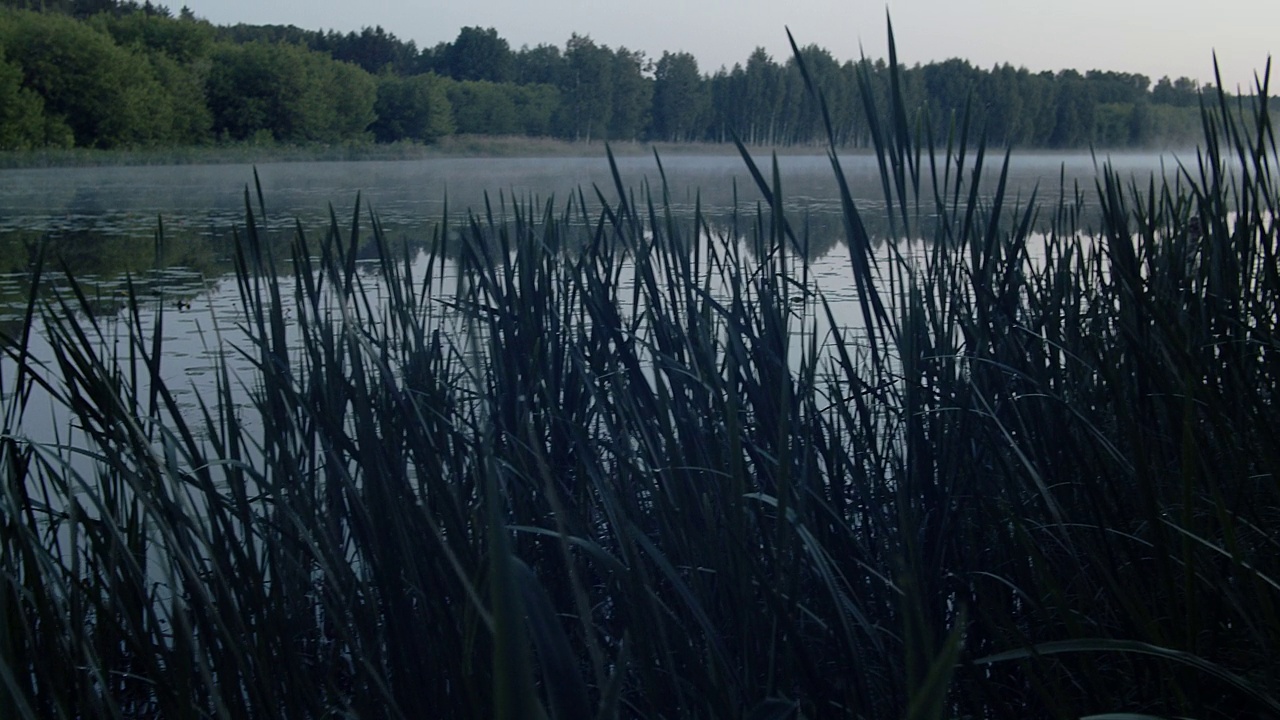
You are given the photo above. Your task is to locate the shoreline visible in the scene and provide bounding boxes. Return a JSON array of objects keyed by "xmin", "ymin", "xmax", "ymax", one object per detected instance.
[
  {"xmin": 0, "ymin": 135, "xmax": 830, "ymax": 170},
  {"xmin": 0, "ymin": 134, "xmax": 1190, "ymax": 171}
]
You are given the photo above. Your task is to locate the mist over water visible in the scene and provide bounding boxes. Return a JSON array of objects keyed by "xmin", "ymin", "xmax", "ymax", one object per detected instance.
[
  {"xmin": 0, "ymin": 151, "xmax": 1181, "ymax": 241},
  {"xmin": 0, "ymin": 151, "xmax": 1183, "ymax": 454}
]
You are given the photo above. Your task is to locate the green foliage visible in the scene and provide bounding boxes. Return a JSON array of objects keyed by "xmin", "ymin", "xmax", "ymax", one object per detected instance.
[
  {"xmin": 1047, "ymin": 69, "xmax": 1096, "ymax": 146},
  {"xmin": 0, "ymin": 0, "xmax": 115, "ymax": 16},
  {"xmin": 700, "ymin": 46, "xmax": 1231, "ymax": 149},
  {"xmin": 1145, "ymin": 101, "xmax": 1203, "ymax": 143},
  {"xmin": 1152, "ymin": 75, "xmax": 1201, "ymax": 106},
  {"xmin": 979, "ymin": 64, "xmax": 1029, "ymax": 145},
  {"xmin": 1086, "ymin": 69, "xmax": 1150, "ymax": 103},
  {"xmin": 509, "ymin": 83, "xmax": 560, "ymax": 136},
  {"xmin": 0, "ymin": 6, "xmax": 1265, "ymax": 152},
  {"xmin": 651, "ymin": 51, "xmax": 708, "ymax": 141},
  {"xmin": 445, "ymin": 79, "xmax": 522, "ymax": 135},
  {"xmin": 215, "ymin": 20, "xmax": 318, "ymax": 47},
  {"xmin": 513, "ymin": 43, "xmax": 563, "ymax": 85},
  {"xmin": 371, "ymin": 72, "xmax": 454, "ymax": 143},
  {"xmin": 145, "ymin": 51, "xmax": 212, "ymax": 144},
  {"xmin": 920, "ymin": 58, "xmax": 982, "ymax": 126},
  {"xmin": 204, "ymin": 41, "xmax": 298, "ymax": 141},
  {"xmin": 88, "ymin": 6, "xmax": 214, "ymax": 63},
  {"xmin": 557, "ymin": 34, "xmax": 614, "ymax": 140},
  {"xmin": 607, "ymin": 47, "xmax": 652, "ymax": 140},
  {"xmin": 318, "ymin": 25, "xmax": 418, "ymax": 75},
  {"xmin": 713, "ymin": 48, "xmax": 786, "ymax": 145},
  {"xmin": 442, "ymin": 26, "xmax": 513, "ymax": 83},
  {"xmin": 205, "ymin": 40, "xmax": 375, "ymax": 143},
  {"xmin": 0, "ymin": 8, "xmax": 174, "ymax": 147},
  {"xmin": 315, "ymin": 55, "xmax": 377, "ymax": 140},
  {"xmin": 0, "ymin": 49, "xmax": 54, "ymax": 149},
  {"xmin": 439, "ymin": 79, "xmax": 560, "ymax": 138}
]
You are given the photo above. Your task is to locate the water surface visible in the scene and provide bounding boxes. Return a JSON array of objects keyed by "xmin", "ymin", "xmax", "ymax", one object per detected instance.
[{"xmin": 0, "ymin": 151, "xmax": 1182, "ymax": 456}]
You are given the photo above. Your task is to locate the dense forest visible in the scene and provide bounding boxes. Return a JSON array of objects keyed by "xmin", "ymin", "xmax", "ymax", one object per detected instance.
[{"xmin": 0, "ymin": 0, "xmax": 1254, "ymax": 152}]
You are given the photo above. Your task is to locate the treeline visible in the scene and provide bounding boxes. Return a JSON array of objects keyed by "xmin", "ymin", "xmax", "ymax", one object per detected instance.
[{"xmin": 0, "ymin": 0, "xmax": 1254, "ymax": 151}]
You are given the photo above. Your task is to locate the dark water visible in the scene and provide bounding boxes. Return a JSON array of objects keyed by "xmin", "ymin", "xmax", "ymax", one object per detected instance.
[
  {"xmin": 0, "ymin": 151, "xmax": 1188, "ymax": 331},
  {"xmin": 0, "ymin": 150, "xmax": 1181, "ymax": 320},
  {"xmin": 0, "ymin": 151, "xmax": 1184, "ymax": 471},
  {"xmin": 0, "ymin": 150, "xmax": 1181, "ymax": 249}
]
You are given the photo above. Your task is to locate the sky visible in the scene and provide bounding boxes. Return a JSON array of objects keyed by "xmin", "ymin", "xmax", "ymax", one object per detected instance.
[{"xmin": 175, "ymin": 0, "xmax": 1278, "ymax": 92}]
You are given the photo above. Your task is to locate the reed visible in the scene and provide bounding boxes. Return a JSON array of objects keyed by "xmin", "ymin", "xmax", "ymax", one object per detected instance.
[{"xmin": 1, "ymin": 26, "xmax": 1277, "ymax": 719}]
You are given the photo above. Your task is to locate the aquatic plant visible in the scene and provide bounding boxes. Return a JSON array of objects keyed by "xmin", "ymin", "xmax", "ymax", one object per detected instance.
[{"xmin": 0, "ymin": 25, "xmax": 1277, "ymax": 719}]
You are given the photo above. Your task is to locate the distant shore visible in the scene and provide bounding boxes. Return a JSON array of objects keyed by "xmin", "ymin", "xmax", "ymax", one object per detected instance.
[
  {"xmin": 0, "ymin": 134, "xmax": 1193, "ymax": 171},
  {"xmin": 0, "ymin": 135, "xmax": 842, "ymax": 170}
]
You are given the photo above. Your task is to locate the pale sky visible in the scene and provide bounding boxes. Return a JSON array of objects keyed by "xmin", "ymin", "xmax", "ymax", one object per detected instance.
[{"xmin": 176, "ymin": 0, "xmax": 1278, "ymax": 92}]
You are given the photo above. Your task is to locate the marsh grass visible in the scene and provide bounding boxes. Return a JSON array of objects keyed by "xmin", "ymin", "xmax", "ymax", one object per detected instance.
[{"xmin": 1, "ymin": 26, "xmax": 1279, "ymax": 719}]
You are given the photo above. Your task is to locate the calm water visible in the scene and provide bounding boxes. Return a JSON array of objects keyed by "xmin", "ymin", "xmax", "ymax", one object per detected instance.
[
  {"xmin": 0, "ymin": 151, "xmax": 1184, "ymax": 245},
  {"xmin": 0, "ymin": 150, "xmax": 1186, "ymax": 305},
  {"xmin": 0, "ymin": 151, "xmax": 1181, "ymax": 456}
]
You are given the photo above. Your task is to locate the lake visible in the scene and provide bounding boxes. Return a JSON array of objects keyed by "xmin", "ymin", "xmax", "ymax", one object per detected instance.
[
  {"xmin": 0, "ymin": 150, "xmax": 1188, "ymax": 312},
  {"xmin": 0, "ymin": 150, "xmax": 1185, "ymax": 247},
  {"xmin": 0, "ymin": 150, "xmax": 1184, "ymax": 455}
]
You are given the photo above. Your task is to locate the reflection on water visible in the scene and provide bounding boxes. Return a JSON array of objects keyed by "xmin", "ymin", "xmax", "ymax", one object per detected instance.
[
  {"xmin": 0, "ymin": 150, "xmax": 1180, "ymax": 235},
  {"xmin": 0, "ymin": 152, "xmax": 1182, "ymax": 320},
  {"xmin": 0, "ymin": 151, "xmax": 1180, "ymax": 459}
]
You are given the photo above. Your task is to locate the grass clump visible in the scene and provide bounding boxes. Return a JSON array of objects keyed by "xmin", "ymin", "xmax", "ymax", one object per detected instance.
[{"xmin": 1, "ymin": 26, "xmax": 1279, "ymax": 719}]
